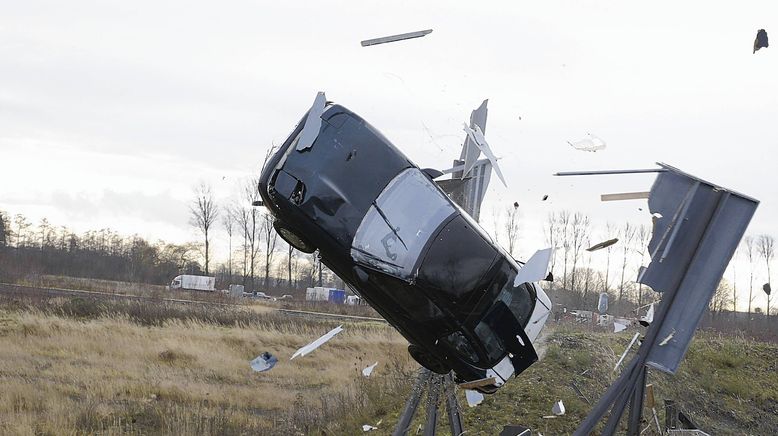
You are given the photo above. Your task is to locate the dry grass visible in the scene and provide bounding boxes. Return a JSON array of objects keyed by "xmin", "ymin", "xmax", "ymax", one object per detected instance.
[{"xmin": 0, "ymin": 298, "xmax": 415, "ymax": 435}]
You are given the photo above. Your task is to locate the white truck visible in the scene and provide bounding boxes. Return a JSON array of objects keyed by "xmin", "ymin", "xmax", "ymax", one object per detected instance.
[{"xmin": 170, "ymin": 275, "xmax": 216, "ymax": 292}]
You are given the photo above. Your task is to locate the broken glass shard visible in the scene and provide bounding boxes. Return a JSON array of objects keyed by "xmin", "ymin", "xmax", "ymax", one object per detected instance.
[
  {"xmin": 290, "ymin": 325, "xmax": 343, "ymax": 359},
  {"xmin": 250, "ymin": 352, "xmax": 278, "ymax": 372}
]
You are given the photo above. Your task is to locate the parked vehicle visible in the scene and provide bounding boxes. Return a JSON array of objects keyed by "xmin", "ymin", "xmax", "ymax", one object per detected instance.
[
  {"xmin": 258, "ymin": 98, "xmax": 551, "ymax": 393},
  {"xmin": 169, "ymin": 275, "xmax": 215, "ymax": 292}
]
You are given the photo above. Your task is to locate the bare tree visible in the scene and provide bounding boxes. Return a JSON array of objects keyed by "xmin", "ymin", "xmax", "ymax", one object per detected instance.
[
  {"xmin": 568, "ymin": 212, "xmax": 590, "ymax": 293},
  {"xmin": 503, "ymin": 202, "xmax": 521, "ymax": 258},
  {"xmin": 559, "ymin": 211, "xmax": 572, "ymax": 289},
  {"xmin": 222, "ymin": 207, "xmax": 235, "ymax": 280},
  {"xmin": 634, "ymin": 224, "xmax": 651, "ymax": 308},
  {"xmin": 190, "ymin": 183, "xmax": 219, "ymax": 275},
  {"xmin": 236, "ymin": 180, "xmax": 262, "ymax": 291},
  {"xmin": 261, "ymin": 212, "xmax": 279, "ymax": 291},
  {"xmin": 709, "ymin": 279, "xmax": 733, "ymax": 315},
  {"xmin": 757, "ymin": 234, "xmax": 775, "ymax": 316},
  {"xmin": 744, "ymin": 236, "xmax": 756, "ymax": 314},
  {"xmin": 618, "ymin": 222, "xmax": 636, "ymax": 313}
]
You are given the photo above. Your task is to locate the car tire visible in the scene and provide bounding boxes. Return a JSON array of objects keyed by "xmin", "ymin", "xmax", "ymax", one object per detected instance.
[
  {"xmin": 273, "ymin": 220, "xmax": 316, "ymax": 253},
  {"xmin": 408, "ymin": 344, "xmax": 450, "ymax": 375}
]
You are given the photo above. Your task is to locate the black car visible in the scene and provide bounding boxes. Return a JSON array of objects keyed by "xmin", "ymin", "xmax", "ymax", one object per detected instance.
[{"xmin": 258, "ymin": 97, "xmax": 551, "ymax": 393}]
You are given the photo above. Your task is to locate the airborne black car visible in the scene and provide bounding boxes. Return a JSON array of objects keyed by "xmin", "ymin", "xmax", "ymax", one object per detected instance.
[{"xmin": 258, "ymin": 97, "xmax": 551, "ymax": 393}]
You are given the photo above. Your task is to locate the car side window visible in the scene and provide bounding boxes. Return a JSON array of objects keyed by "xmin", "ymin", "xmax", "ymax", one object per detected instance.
[{"xmin": 351, "ymin": 168, "xmax": 455, "ymax": 279}]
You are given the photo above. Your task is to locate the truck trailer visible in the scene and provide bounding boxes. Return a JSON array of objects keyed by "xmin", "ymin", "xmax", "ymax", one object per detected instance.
[{"xmin": 170, "ymin": 275, "xmax": 215, "ymax": 292}]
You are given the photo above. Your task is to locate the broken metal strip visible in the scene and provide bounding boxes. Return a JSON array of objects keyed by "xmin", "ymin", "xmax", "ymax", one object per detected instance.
[
  {"xmin": 457, "ymin": 377, "xmax": 497, "ymax": 390},
  {"xmin": 600, "ymin": 192, "xmax": 650, "ymax": 202},
  {"xmin": 423, "ymin": 376, "xmax": 441, "ymax": 436},
  {"xmin": 554, "ymin": 168, "xmax": 667, "ymax": 176},
  {"xmin": 440, "ymin": 158, "xmax": 491, "ymax": 175},
  {"xmin": 361, "ymin": 29, "xmax": 433, "ymax": 47},
  {"xmin": 614, "ymin": 332, "xmax": 641, "ymax": 372}
]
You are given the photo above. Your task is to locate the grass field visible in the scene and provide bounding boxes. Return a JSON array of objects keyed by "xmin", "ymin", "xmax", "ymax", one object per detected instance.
[
  {"xmin": 0, "ymin": 294, "xmax": 415, "ymax": 435},
  {"xmin": 2, "ymin": 288, "xmax": 777, "ymax": 435}
]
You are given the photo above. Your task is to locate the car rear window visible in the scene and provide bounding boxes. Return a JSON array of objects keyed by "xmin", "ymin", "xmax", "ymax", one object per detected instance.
[{"xmin": 351, "ymin": 168, "xmax": 455, "ymax": 279}]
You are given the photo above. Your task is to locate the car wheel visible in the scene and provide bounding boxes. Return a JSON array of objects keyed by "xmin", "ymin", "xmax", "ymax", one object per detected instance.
[
  {"xmin": 408, "ymin": 344, "xmax": 450, "ymax": 374},
  {"xmin": 273, "ymin": 220, "xmax": 316, "ymax": 253}
]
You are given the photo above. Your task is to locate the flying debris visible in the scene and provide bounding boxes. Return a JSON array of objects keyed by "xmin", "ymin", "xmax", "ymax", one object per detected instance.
[
  {"xmin": 250, "ymin": 352, "xmax": 278, "ymax": 372},
  {"xmin": 639, "ymin": 303, "xmax": 655, "ymax": 327},
  {"xmin": 513, "ymin": 201, "xmax": 519, "ymax": 208},
  {"xmin": 362, "ymin": 362, "xmax": 379, "ymax": 377},
  {"xmin": 552, "ymin": 400, "xmax": 566, "ymax": 416},
  {"xmin": 361, "ymin": 29, "xmax": 433, "ymax": 47},
  {"xmin": 465, "ymin": 390, "xmax": 485, "ymax": 407},
  {"xmin": 613, "ymin": 322, "xmax": 627, "ymax": 333},
  {"xmin": 567, "ymin": 133, "xmax": 606, "ymax": 152},
  {"xmin": 260, "ymin": 94, "xmax": 552, "ymax": 394},
  {"xmin": 754, "ymin": 29, "xmax": 769, "ymax": 53},
  {"xmin": 542, "ymin": 194, "xmax": 549, "ymax": 201},
  {"xmin": 514, "ymin": 248, "xmax": 554, "ymax": 287},
  {"xmin": 463, "ymin": 124, "xmax": 507, "ymax": 187},
  {"xmin": 500, "ymin": 425, "xmax": 531, "ymax": 436},
  {"xmin": 586, "ymin": 238, "xmax": 619, "ymax": 252},
  {"xmin": 296, "ymin": 92, "xmax": 327, "ymax": 151},
  {"xmin": 290, "ymin": 325, "xmax": 343, "ymax": 360},
  {"xmin": 597, "ymin": 293, "xmax": 608, "ymax": 314},
  {"xmin": 613, "ymin": 332, "xmax": 641, "ymax": 372},
  {"xmin": 763, "ymin": 283, "xmax": 771, "ymax": 295}
]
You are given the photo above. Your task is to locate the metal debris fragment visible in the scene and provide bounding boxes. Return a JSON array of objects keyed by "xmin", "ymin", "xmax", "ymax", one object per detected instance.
[
  {"xmin": 659, "ymin": 329, "xmax": 675, "ymax": 347},
  {"xmin": 754, "ymin": 29, "xmax": 769, "ymax": 53},
  {"xmin": 613, "ymin": 322, "xmax": 627, "ymax": 333},
  {"xmin": 463, "ymin": 124, "xmax": 507, "ymax": 187},
  {"xmin": 763, "ymin": 283, "xmax": 771, "ymax": 295},
  {"xmin": 542, "ymin": 194, "xmax": 549, "ymax": 201},
  {"xmin": 597, "ymin": 293, "xmax": 609, "ymax": 314},
  {"xmin": 250, "ymin": 352, "xmax": 278, "ymax": 372},
  {"xmin": 600, "ymin": 192, "xmax": 650, "ymax": 202},
  {"xmin": 552, "ymin": 400, "xmax": 566, "ymax": 416},
  {"xmin": 362, "ymin": 362, "xmax": 379, "ymax": 377},
  {"xmin": 458, "ymin": 377, "xmax": 498, "ymax": 390},
  {"xmin": 567, "ymin": 133, "xmax": 606, "ymax": 152},
  {"xmin": 465, "ymin": 390, "xmax": 484, "ymax": 407},
  {"xmin": 514, "ymin": 248, "xmax": 554, "ymax": 287},
  {"xmin": 362, "ymin": 424, "xmax": 378, "ymax": 432},
  {"xmin": 361, "ymin": 29, "xmax": 433, "ymax": 47},
  {"xmin": 296, "ymin": 92, "xmax": 327, "ymax": 151},
  {"xmin": 290, "ymin": 325, "xmax": 343, "ymax": 359},
  {"xmin": 613, "ymin": 332, "xmax": 641, "ymax": 372},
  {"xmin": 587, "ymin": 238, "xmax": 619, "ymax": 252},
  {"xmin": 640, "ymin": 303, "xmax": 654, "ymax": 327}
]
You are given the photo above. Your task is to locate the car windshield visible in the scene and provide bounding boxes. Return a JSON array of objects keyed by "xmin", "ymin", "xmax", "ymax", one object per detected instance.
[{"xmin": 351, "ymin": 168, "xmax": 455, "ymax": 279}]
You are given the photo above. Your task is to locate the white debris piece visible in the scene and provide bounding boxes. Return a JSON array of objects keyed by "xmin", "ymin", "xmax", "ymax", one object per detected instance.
[
  {"xmin": 362, "ymin": 424, "xmax": 378, "ymax": 432},
  {"xmin": 568, "ymin": 133, "xmax": 606, "ymax": 152},
  {"xmin": 296, "ymin": 92, "xmax": 327, "ymax": 151},
  {"xmin": 462, "ymin": 124, "xmax": 508, "ymax": 187},
  {"xmin": 362, "ymin": 362, "xmax": 378, "ymax": 377},
  {"xmin": 514, "ymin": 248, "xmax": 554, "ymax": 287},
  {"xmin": 290, "ymin": 325, "xmax": 343, "ymax": 360},
  {"xmin": 641, "ymin": 303, "xmax": 655, "ymax": 326},
  {"xmin": 465, "ymin": 390, "xmax": 484, "ymax": 407},
  {"xmin": 552, "ymin": 400, "xmax": 566, "ymax": 416},
  {"xmin": 613, "ymin": 322, "xmax": 627, "ymax": 333},
  {"xmin": 659, "ymin": 329, "xmax": 675, "ymax": 346},
  {"xmin": 613, "ymin": 332, "xmax": 641, "ymax": 372},
  {"xmin": 250, "ymin": 352, "xmax": 278, "ymax": 372}
]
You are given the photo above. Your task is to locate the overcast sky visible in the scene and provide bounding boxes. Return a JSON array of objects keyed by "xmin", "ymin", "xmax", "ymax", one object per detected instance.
[{"xmin": 2, "ymin": 1, "xmax": 776, "ymax": 306}]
